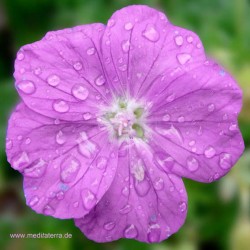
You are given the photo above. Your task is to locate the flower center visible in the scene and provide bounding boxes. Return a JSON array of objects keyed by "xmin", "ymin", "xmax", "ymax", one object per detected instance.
[{"xmin": 99, "ymin": 98, "xmax": 146, "ymax": 141}]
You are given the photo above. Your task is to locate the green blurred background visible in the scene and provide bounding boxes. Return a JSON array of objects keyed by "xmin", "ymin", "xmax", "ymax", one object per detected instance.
[{"xmin": 0, "ymin": 0, "xmax": 250, "ymax": 249}]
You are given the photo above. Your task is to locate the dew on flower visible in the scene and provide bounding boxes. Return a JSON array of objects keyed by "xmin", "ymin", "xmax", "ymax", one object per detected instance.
[{"xmin": 6, "ymin": 4, "xmax": 244, "ymax": 244}]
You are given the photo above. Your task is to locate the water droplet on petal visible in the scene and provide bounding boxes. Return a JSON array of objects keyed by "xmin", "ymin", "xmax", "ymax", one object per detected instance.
[
  {"xmin": 87, "ymin": 47, "xmax": 96, "ymax": 55},
  {"xmin": 177, "ymin": 53, "xmax": 191, "ymax": 65},
  {"xmin": 153, "ymin": 177, "xmax": 164, "ymax": 190},
  {"xmin": 104, "ymin": 221, "xmax": 116, "ymax": 230},
  {"xmin": 29, "ymin": 196, "xmax": 39, "ymax": 207},
  {"xmin": 118, "ymin": 64, "xmax": 127, "ymax": 71},
  {"xmin": 134, "ymin": 177, "xmax": 151, "ymax": 197},
  {"xmin": 13, "ymin": 152, "xmax": 30, "ymax": 170},
  {"xmin": 78, "ymin": 140, "xmax": 98, "ymax": 159},
  {"xmin": 72, "ymin": 84, "xmax": 89, "ymax": 100},
  {"xmin": 16, "ymin": 80, "xmax": 36, "ymax": 94},
  {"xmin": 25, "ymin": 137, "xmax": 31, "ymax": 145},
  {"xmin": 119, "ymin": 204, "xmax": 132, "ymax": 214},
  {"xmin": 154, "ymin": 152, "xmax": 174, "ymax": 171},
  {"xmin": 56, "ymin": 191, "xmax": 64, "ymax": 200},
  {"xmin": 229, "ymin": 123, "xmax": 237, "ymax": 131},
  {"xmin": 17, "ymin": 51, "xmax": 25, "ymax": 60},
  {"xmin": 95, "ymin": 75, "xmax": 106, "ymax": 86},
  {"xmin": 43, "ymin": 205, "xmax": 55, "ymax": 215},
  {"xmin": 53, "ymin": 100, "xmax": 69, "ymax": 113},
  {"xmin": 162, "ymin": 114, "xmax": 170, "ymax": 121},
  {"xmin": 155, "ymin": 125, "xmax": 183, "ymax": 144},
  {"xmin": 179, "ymin": 201, "xmax": 187, "ymax": 212},
  {"xmin": 124, "ymin": 224, "xmax": 138, "ymax": 239},
  {"xmin": 60, "ymin": 156, "xmax": 81, "ymax": 183},
  {"xmin": 188, "ymin": 140, "xmax": 196, "ymax": 146},
  {"xmin": 174, "ymin": 35, "xmax": 183, "ymax": 46},
  {"xmin": 23, "ymin": 158, "xmax": 47, "ymax": 178},
  {"xmin": 83, "ymin": 112, "xmax": 92, "ymax": 120},
  {"xmin": 122, "ymin": 186, "xmax": 129, "ymax": 197},
  {"xmin": 47, "ymin": 74, "xmax": 60, "ymax": 86},
  {"xmin": 6, "ymin": 139, "xmax": 13, "ymax": 150},
  {"xmin": 204, "ymin": 146, "xmax": 216, "ymax": 158},
  {"xmin": 73, "ymin": 201, "xmax": 79, "ymax": 208},
  {"xmin": 107, "ymin": 19, "xmax": 115, "ymax": 27},
  {"xmin": 187, "ymin": 156, "xmax": 199, "ymax": 172},
  {"xmin": 147, "ymin": 224, "xmax": 161, "ymax": 243},
  {"xmin": 96, "ymin": 156, "xmax": 108, "ymax": 170},
  {"xmin": 73, "ymin": 62, "xmax": 83, "ymax": 71},
  {"xmin": 177, "ymin": 116, "xmax": 185, "ymax": 123},
  {"xmin": 124, "ymin": 22, "xmax": 133, "ymax": 30},
  {"xmin": 122, "ymin": 40, "xmax": 130, "ymax": 53},
  {"xmin": 222, "ymin": 114, "xmax": 228, "ymax": 121},
  {"xmin": 56, "ymin": 130, "xmax": 66, "ymax": 145},
  {"xmin": 142, "ymin": 24, "xmax": 159, "ymax": 42},
  {"xmin": 187, "ymin": 36, "xmax": 193, "ymax": 43},
  {"xmin": 81, "ymin": 189, "xmax": 97, "ymax": 210},
  {"xmin": 208, "ymin": 103, "xmax": 215, "ymax": 112},
  {"xmin": 219, "ymin": 153, "xmax": 232, "ymax": 169},
  {"xmin": 34, "ymin": 67, "xmax": 42, "ymax": 75}
]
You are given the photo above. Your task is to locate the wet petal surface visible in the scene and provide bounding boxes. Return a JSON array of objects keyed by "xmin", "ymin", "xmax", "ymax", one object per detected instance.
[
  {"xmin": 6, "ymin": 103, "xmax": 118, "ymax": 218},
  {"xmin": 75, "ymin": 141, "xmax": 187, "ymax": 243}
]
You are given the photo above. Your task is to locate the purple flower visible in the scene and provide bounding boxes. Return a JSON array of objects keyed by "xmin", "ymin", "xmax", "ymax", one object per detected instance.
[{"xmin": 6, "ymin": 5, "xmax": 244, "ymax": 243}]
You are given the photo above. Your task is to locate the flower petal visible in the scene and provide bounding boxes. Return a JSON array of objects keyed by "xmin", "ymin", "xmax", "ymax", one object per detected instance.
[
  {"xmin": 14, "ymin": 24, "xmax": 113, "ymax": 121},
  {"xmin": 6, "ymin": 103, "xmax": 118, "ymax": 218},
  {"xmin": 75, "ymin": 141, "xmax": 187, "ymax": 243},
  {"xmin": 147, "ymin": 61, "xmax": 244, "ymax": 182},
  {"xmin": 102, "ymin": 5, "xmax": 205, "ymax": 98}
]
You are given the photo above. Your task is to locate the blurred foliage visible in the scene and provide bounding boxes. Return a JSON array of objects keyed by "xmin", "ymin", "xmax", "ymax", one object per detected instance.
[{"xmin": 0, "ymin": 0, "xmax": 250, "ymax": 250}]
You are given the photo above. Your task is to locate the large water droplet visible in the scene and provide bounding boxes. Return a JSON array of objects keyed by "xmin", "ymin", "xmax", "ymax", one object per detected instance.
[
  {"xmin": 154, "ymin": 152, "xmax": 174, "ymax": 171},
  {"xmin": 78, "ymin": 140, "xmax": 98, "ymax": 159},
  {"xmin": 53, "ymin": 100, "xmax": 69, "ymax": 113},
  {"xmin": 60, "ymin": 156, "xmax": 80, "ymax": 183},
  {"xmin": 177, "ymin": 53, "xmax": 191, "ymax": 65},
  {"xmin": 81, "ymin": 189, "xmax": 97, "ymax": 210},
  {"xmin": 187, "ymin": 156, "xmax": 199, "ymax": 172},
  {"xmin": 73, "ymin": 61, "xmax": 83, "ymax": 71},
  {"xmin": 104, "ymin": 221, "xmax": 116, "ymax": 231},
  {"xmin": 142, "ymin": 24, "xmax": 159, "ymax": 42},
  {"xmin": 122, "ymin": 40, "xmax": 130, "ymax": 53},
  {"xmin": 72, "ymin": 84, "xmax": 89, "ymax": 100},
  {"xmin": 219, "ymin": 153, "xmax": 232, "ymax": 169},
  {"xmin": 134, "ymin": 177, "xmax": 151, "ymax": 197},
  {"xmin": 13, "ymin": 152, "xmax": 30, "ymax": 170},
  {"xmin": 204, "ymin": 145, "xmax": 216, "ymax": 158},
  {"xmin": 43, "ymin": 205, "xmax": 55, "ymax": 215},
  {"xmin": 119, "ymin": 204, "xmax": 132, "ymax": 214},
  {"xmin": 47, "ymin": 74, "xmax": 60, "ymax": 87},
  {"xmin": 56, "ymin": 130, "xmax": 66, "ymax": 145},
  {"xmin": 29, "ymin": 196, "xmax": 39, "ymax": 207},
  {"xmin": 155, "ymin": 125, "xmax": 183, "ymax": 144},
  {"xmin": 124, "ymin": 224, "xmax": 138, "ymax": 239},
  {"xmin": 174, "ymin": 35, "xmax": 183, "ymax": 46},
  {"xmin": 23, "ymin": 158, "xmax": 47, "ymax": 178},
  {"xmin": 147, "ymin": 224, "xmax": 161, "ymax": 243},
  {"xmin": 95, "ymin": 75, "xmax": 106, "ymax": 86},
  {"xmin": 124, "ymin": 22, "xmax": 133, "ymax": 30},
  {"xmin": 96, "ymin": 156, "xmax": 108, "ymax": 170},
  {"xmin": 16, "ymin": 80, "xmax": 36, "ymax": 94},
  {"xmin": 153, "ymin": 177, "xmax": 164, "ymax": 191}
]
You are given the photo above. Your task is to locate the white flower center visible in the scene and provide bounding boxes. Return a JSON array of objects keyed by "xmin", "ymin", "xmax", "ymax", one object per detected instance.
[{"xmin": 98, "ymin": 98, "xmax": 147, "ymax": 141}]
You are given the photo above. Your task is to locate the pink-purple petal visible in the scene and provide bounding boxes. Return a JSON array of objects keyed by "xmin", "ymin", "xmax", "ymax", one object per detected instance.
[
  {"xmin": 75, "ymin": 141, "xmax": 187, "ymax": 243},
  {"xmin": 14, "ymin": 24, "xmax": 112, "ymax": 121},
  {"xmin": 6, "ymin": 103, "xmax": 118, "ymax": 218}
]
